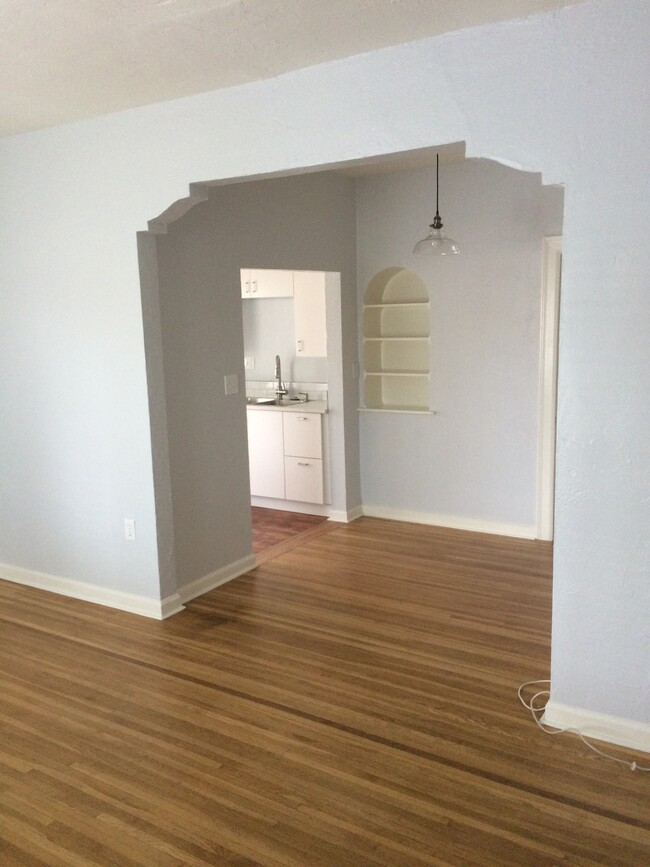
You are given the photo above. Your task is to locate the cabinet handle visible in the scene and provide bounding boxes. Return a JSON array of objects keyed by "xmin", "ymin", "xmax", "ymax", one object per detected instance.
[
  {"xmin": 297, "ymin": 462, "xmax": 310, "ymax": 467},
  {"xmin": 251, "ymin": 280, "xmax": 258, "ymax": 293},
  {"xmin": 245, "ymin": 281, "xmax": 250, "ymax": 294},
  {"xmin": 297, "ymin": 416, "xmax": 308, "ymax": 421},
  {"xmin": 297, "ymin": 338, "xmax": 304, "ymax": 353}
]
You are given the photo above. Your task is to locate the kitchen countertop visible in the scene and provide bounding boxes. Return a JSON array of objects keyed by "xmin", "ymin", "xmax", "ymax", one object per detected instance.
[{"xmin": 245, "ymin": 399, "xmax": 328, "ymax": 414}]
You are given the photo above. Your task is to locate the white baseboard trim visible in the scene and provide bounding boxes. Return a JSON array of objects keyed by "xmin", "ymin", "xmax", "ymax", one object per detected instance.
[
  {"xmin": 0, "ymin": 561, "xmax": 175, "ymax": 620},
  {"xmin": 543, "ymin": 700, "xmax": 650, "ymax": 755},
  {"xmin": 249, "ymin": 496, "xmax": 362, "ymax": 523},
  {"xmin": 177, "ymin": 554, "xmax": 256, "ymax": 605},
  {"xmin": 0, "ymin": 554, "xmax": 256, "ymax": 620},
  {"xmin": 159, "ymin": 594, "xmax": 186, "ymax": 619},
  {"xmin": 250, "ymin": 496, "xmax": 330, "ymax": 517},
  {"xmin": 361, "ymin": 505, "xmax": 536, "ymax": 539},
  {"xmin": 328, "ymin": 505, "xmax": 363, "ymax": 523}
]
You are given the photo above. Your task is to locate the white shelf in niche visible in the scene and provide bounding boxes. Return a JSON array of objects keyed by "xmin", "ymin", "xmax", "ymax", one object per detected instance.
[
  {"xmin": 364, "ymin": 302, "xmax": 429, "ymax": 309},
  {"xmin": 359, "ymin": 406, "xmax": 435, "ymax": 415},
  {"xmin": 361, "ymin": 267, "xmax": 430, "ymax": 413},
  {"xmin": 365, "ymin": 371, "xmax": 428, "ymax": 377},
  {"xmin": 363, "ymin": 336, "xmax": 429, "ymax": 342}
]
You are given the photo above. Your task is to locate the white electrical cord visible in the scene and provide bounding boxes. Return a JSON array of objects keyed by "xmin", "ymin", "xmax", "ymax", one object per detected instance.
[{"xmin": 518, "ymin": 680, "xmax": 650, "ymax": 772}]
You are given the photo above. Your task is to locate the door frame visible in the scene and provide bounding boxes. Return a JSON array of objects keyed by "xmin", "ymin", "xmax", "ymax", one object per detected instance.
[{"xmin": 536, "ymin": 236, "xmax": 562, "ymax": 540}]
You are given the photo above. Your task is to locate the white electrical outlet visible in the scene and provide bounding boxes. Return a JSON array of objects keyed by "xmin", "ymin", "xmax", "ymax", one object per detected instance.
[
  {"xmin": 244, "ymin": 356, "xmax": 255, "ymax": 370},
  {"xmin": 224, "ymin": 374, "xmax": 239, "ymax": 395},
  {"xmin": 124, "ymin": 518, "xmax": 136, "ymax": 541}
]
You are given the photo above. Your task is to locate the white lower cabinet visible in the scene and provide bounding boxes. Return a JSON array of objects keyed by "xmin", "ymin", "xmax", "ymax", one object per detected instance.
[
  {"xmin": 283, "ymin": 412, "xmax": 324, "ymax": 504},
  {"xmin": 285, "ymin": 456, "xmax": 324, "ymax": 504},
  {"xmin": 247, "ymin": 408, "xmax": 325, "ymax": 505},
  {"xmin": 246, "ymin": 409, "xmax": 285, "ymax": 498},
  {"xmin": 282, "ymin": 411, "xmax": 322, "ymax": 459}
]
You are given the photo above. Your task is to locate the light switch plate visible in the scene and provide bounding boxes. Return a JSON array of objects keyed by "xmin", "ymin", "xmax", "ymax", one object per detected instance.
[{"xmin": 224, "ymin": 374, "xmax": 239, "ymax": 395}]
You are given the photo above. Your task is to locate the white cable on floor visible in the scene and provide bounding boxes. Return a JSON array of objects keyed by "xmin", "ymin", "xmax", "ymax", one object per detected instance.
[{"xmin": 517, "ymin": 679, "xmax": 650, "ymax": 772}]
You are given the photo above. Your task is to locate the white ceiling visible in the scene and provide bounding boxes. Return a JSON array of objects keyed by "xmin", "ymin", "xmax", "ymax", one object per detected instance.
[{"xmin": 0, "ymin": 0, "xmax": 583, "ymax": 138}]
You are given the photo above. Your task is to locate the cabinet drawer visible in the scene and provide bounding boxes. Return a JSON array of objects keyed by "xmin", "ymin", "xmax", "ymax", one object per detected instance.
[
  {"xmin": 282, "ymin": 412, "xmax": 322, "ymax": 458},
  {"xmin": 284, "ymin": 457, "xmax": 324, "ymax": 504}
]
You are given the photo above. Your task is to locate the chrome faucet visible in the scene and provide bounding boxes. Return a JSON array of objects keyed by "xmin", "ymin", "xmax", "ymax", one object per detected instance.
[{"xmin": 274, "ymin": 355, "xmax": 287, "ymax": 401}]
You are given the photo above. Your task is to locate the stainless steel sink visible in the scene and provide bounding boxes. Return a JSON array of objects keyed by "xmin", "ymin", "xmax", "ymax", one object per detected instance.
[{"xmin": 245, "ymin": 396, "xmax": 309, "ymax": 406}]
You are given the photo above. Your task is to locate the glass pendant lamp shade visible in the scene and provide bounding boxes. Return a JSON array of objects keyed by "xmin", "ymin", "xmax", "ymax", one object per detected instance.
[
  {"xmin": 413, "ymin": 225, "xmax": 460, "ymax": 256},
  {"xmin": 413, "ymin": 154, "xmax": 460, "ymax": 256}
]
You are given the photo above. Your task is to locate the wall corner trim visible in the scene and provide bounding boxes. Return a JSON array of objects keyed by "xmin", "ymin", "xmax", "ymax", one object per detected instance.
[
  {"xmin": 0, "ymin": 562, "xmax": 177, "ymax": 620},
  {"xmin": 177, "ymin": 554, "xmax": 256, "ymax": 605},
  {"xmin": 328, "ymin": 505, "xmax": 363, "ymax": 523},
  {"xmin": 361, "ymin": 506, "xmax": 536, "ymax": 539},
  {"xmin": 543, "ymin": 700, "xmax": 650, "ymax": 756}
]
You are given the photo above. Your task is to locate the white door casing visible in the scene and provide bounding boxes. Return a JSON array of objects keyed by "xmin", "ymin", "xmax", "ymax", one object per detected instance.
[{"xmin": 537, "ymin": 236, "xmax": 562, "ymax": 540}]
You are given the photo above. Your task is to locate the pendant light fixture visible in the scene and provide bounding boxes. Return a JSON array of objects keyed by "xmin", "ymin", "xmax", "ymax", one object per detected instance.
[{"xmin": 413, "ymin": 153, "xmax": 460, "ymax": 256}]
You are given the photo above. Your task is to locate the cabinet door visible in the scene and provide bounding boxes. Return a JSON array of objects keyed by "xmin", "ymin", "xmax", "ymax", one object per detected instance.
[
  {"xmin": 293, "ymin": 271, "xmax": 327, "ymax": 356},
  {"xmin": 246, "ymin": 410, "xmax": 285, "ymax": 498},
  {"xmin": 283, "ymin": 412, "xmax": 322, "ymax": 459},
  {"xmin": 249, "ymin": 269, "xmax": 293, "ymax": 298},
  {"xmin": 285, "ymin": 457, "xmax": 324, "ymax": 504}
]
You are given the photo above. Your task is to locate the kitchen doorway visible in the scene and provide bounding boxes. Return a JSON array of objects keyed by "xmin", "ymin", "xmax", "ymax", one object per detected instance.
[{"xmin": 251, "ymin": 507, "xmax": 329, "ymax": 565}]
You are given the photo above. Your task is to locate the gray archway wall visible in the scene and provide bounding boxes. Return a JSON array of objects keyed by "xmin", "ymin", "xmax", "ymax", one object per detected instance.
[{"xmin": 138, "ymin": 172, "xmax": 360, "ymax": 607}]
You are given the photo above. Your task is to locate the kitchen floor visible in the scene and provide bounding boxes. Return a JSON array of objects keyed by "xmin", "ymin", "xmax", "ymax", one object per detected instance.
[{"xmin": 251, "ymin": 506, "xmax": 328, "ymax": 556}]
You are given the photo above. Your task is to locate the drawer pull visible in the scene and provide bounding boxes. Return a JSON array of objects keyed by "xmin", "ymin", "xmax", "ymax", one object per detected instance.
[{"xmin": 297, "ymin": 462, "xmax": 310, "ymax": 467}]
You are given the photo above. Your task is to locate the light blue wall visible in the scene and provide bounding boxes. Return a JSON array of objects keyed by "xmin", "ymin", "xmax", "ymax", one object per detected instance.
[
  {"xmin": 242, "ymin": 297, "xmax": 295, "ymax": 383},
  {"xmin": 242, "ymin": 298, "xmax": 328, "ymax": 385},
  {"xmin": 357, "ymin": 159, "xmax": 564, "ymax": 531},
  {"xmin": 0, "ymin": 0, "xmax": 647, "ymax": 727}
]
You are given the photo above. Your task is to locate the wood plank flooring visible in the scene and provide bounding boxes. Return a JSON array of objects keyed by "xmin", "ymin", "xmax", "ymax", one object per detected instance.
[
  {"xmin": 0, "ymin": 517, "xmax": 648, "ymax": 866},
  {"xmin": 251, "ymin": 507, "xmax": 328, "ymax": 556}
]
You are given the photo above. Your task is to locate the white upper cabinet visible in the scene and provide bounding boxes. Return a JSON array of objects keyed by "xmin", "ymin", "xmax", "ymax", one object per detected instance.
[
  {"xmin": 293, "ymin": 271, "xmax": 328, "ymax": 358},
  {"xmin": 241, "ymin": 268, "xmax": 294, "ymax": 298}
]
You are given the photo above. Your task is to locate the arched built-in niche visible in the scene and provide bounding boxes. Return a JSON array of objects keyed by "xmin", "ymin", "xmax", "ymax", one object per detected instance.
[{"xmin": 362, "ymin": 267, "xmax": 430, "ymax": 413}]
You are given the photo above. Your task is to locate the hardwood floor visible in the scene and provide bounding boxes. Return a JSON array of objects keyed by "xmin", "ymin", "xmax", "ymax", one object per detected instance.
[
  {"xmin": 251, "ymin": 507, "xmax": 329, "ymax": 557},
  {"xmin": 0, "ymin": 517, "xmax": 648, "ymax": 866}
]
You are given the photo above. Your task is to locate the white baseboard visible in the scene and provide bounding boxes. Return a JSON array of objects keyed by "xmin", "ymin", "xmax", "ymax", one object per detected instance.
[
  {"xmin": 159, "ymin": 593, "xmax": 185, "ymax": 619},
  {"xmin": 0, "ymin": 561, "xmax": 175, "ymax": 620},
  {"xmin": 328, "ymin": 505, "xmax": 363, "ymax": 523},
  {"xmin": 250, "ymin": 496, "xmax": 363, "ymax": 523},
  {"xmin": 251, "ymin": 496, "xmax": 330, "ymax": 517},
  {"xmin": 0, "ymin": 554, "xmax": 256, "ymax": 620},
  {"xmin": 178, "ymin": 554, "xmax": 256, "ymax": 605},
  {"xmin": 543, "ymin": 700, "xmax": 650, "ymax": 755},
  {"xmin": 361, "ymin": 505, "xmax": 536, "ymax": 539}
]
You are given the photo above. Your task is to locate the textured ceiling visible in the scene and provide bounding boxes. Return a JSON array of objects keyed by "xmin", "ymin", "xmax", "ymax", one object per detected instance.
[{"xmin": 0, "ymin": 0, "xmax": 583, "ymax": 137}]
